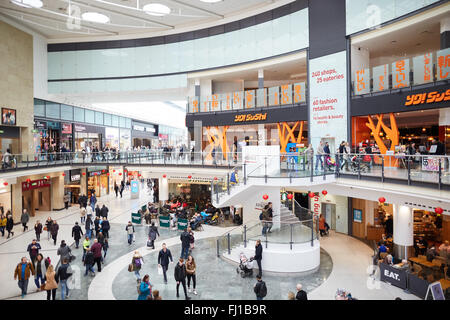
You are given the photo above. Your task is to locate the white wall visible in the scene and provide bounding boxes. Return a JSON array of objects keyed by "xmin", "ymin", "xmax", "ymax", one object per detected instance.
[
  {"xmin": 212, "ymin": 80, "xmax": 244, "ymax": 94},
  {"xmin": 309, "ymin": 193, "xmax": 348, "ymax": 234}
]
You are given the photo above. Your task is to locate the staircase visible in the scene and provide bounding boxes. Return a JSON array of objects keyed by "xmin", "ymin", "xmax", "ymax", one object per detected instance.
[{"xmin": 279, "ymin": 203, "xmax": 301, "ymax": 223}]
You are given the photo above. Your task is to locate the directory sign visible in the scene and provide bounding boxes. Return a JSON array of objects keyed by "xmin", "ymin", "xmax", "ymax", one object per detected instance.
[
  {"xmin": 130, "ymin": 180, "xmax": 139, "ymax": 199},
  {"xmin": 309, "ymin": 50, "xmax": 348, "ymax": 149}
]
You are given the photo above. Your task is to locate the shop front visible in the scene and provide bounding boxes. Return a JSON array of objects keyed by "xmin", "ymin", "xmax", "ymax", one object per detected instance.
[
  {"xmin": 108, "ymin": 166, "xmax": 124, "ymax": 193},
  {"xmin": 60, "ymin": 122, "xmax": 73, "ymax": 151},
  {"xmin": 351, "ymin": 198, "xmax": 450, "ymax": 248},
  {"xmin": 74, "ymin": 124, "xmax": 105, "ymax": 152},
  {"xmin": 131, "ymin": 121, "xmax": 158, "ymax": 148},
  {"xmin": 87, "ymin": 167, "xmax": 109, "ymax": 198},
  {"xmin": 22, "ymin": 178, "xmax": 51, "ymax": 216},
  {"xmin": 120, "ymin": 129, "xmax": 131, "ymax": 150},
  {"xmin": 64, "ymin": 169, "xmax": 81, "ymax": 204},
  {"xmin": 105, "ymin": 127, "xmax": 119, "ymax": 149},
  {"xmin": 0, "ymin": 125, "xmax": 20, "ymax": 154}
]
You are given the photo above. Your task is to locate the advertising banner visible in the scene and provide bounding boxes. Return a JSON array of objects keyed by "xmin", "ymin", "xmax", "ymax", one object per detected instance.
[
  {"xmin": 372, "ymin": 64, "xmax": 389, "ymax": 92},
  {"xmin": 379, "ymin": 263, "xmax": 408, "ymax": 289},
  {"xmin": 422, "ymin": 157, "xmax": 440, "ymax": 172},
  {"xmin": 392, "ymin": 59, "xmax": 410, "ymax": 88},
  {"xmin": 159, "ymin": 215, "xmax": 170, "ymax": 228},
  {"xmin": 413, "ymin": 53, "xmax": 433, "ymax": 85},
  {"xmin": 354, "ymin": 68, "xmax": 370, "ymax": 95},
  {"xmin": 309, "ymin": 50, "xmax": 348, "ymax": 150},
  {"xmin": 177, "ymin": 218, "xmax": 189, "ymax": 231},
  {"xmin": 437, "ymin": 48, "xmax": 450, "ymax": 81}
]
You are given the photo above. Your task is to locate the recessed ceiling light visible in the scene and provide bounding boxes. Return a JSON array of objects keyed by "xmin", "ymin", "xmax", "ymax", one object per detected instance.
[
  {"xmin": 200, "ymin": 0, "xmax": 223, "ymax": 3},
  {"xmin": 143, "ymin": 3, "xmax": 171, "ymax": 16},
  {"xmin": 81, "ymin": 12, "xmax": 110, "ymax": 24},
  {"xmin": 11, "ymin": 0, "xmax": 43, "ymax": 8}
]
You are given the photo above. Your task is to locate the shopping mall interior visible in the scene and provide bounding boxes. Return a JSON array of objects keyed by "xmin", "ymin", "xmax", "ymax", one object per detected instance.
[{"xmin": 0, "ymin": 0, "xmax": 449, "ymax": 308}]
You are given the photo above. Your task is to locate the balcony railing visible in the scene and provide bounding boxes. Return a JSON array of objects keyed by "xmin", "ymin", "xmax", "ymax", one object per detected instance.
[
  {"xmin": 187, "ymin": 82, "xmax": 306, "ymax": 114},
  {"xmin": 351, "ymin": 48, "xmax": 450, "ymax": 96}
]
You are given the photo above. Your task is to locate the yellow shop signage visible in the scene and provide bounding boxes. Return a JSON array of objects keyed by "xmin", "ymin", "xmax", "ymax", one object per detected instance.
[{"xmin": 234, "ymin": 112, "xmax": 267, "ymax": 122}]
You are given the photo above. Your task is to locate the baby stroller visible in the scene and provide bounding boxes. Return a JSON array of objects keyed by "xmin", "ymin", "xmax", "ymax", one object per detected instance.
[
  {"xmin": 349, "ymin": 155, "xmax": 368, "ymax": 173},
  {"xmin": 325, "ymin": 156, "xmax": 336, "ymax": 171},
  {"xmin": 236, "ymin": 253, "xmax": 254, "ymax": 278}
]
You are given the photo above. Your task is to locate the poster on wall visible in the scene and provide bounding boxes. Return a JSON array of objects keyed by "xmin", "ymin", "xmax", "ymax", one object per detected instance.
[
  {"xmin": 2, "ymin": 108, "xmax": 16, "ymax": 125},
  {"xmin": 353, "ymin": 209, "xmax": 362, "ymax": 223},
  {"xmin": 422, "ymin": 157, "xmax": 440, "ymax": 172},
  {"xmin": 309, "ymin": 51, "xmax": 348, "ymax": 151}
]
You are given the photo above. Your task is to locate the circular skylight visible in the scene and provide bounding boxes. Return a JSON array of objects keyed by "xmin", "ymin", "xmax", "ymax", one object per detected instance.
[
  {"xmin": 199, "ymin": 0, "xmax": 222, "ymax": 3},
  {"xmin": 143, "ymin": 3, "xmax": 171, "ymax": 16},
  {"xmin": 81, "ymin": 12, "xmax": 110, "ymax": 24},
  {"xmin": 11, "ymin": 0, "xmax": 43, "ymax": 8}
]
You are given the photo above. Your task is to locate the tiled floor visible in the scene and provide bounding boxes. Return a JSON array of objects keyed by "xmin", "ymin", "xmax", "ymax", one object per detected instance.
[{"xmin": 2, "ymin": 187, "xmax": 423, "ymax": 300}]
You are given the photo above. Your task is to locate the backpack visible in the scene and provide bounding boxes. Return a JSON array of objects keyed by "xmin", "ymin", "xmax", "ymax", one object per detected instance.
[
  {"xmin": 259, "ymin": 213, "xmax": 263, "ymax": 220},
  {"xmin": 134, "ymin": 257, "xmax": 141, "ymax": 268},
  {"xmin": 259, "ymin": 281, "xmax": 267, "ymax": 298}
]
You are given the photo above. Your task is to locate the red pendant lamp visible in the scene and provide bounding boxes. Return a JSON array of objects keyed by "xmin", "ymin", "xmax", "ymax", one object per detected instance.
[{"xmin": 262, "ymin": 194, "xmax": 269, "ymax": 200}]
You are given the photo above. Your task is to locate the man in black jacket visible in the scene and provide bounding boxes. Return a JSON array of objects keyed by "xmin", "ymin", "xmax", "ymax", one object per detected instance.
[
  {"xmin": 252, "ymin": 240, "xmax": 263, "ymax": 277},
  {"xmin": 56, "ymin": 258, "xmax": 72, "ymax": 300},
  {"xmin": 253, "ymin": 275, "xmax": 267, "ymax": 300},
  {"xmin": 158, "ymin": 243, "xmax": 173, "ymax": 284},
  {"xmin": 174, "ymin": 258, "xmax": 190, "ymax": 300},
  {"xmin": 180, "ymin": 228, "xmax": 191, "ymax": 259},
  {"xmin": 95, "ymin": 205, "xmax": 101, "ymax": 218},
  {"xmin": 84, "ymin": 247, "xmax": 95, "ymax": 276},
  {"xmin": 71, "ymin": 222, "xmax": 83, "ymax": 249},
  {"xmin": 100, "ymin": 204, "xmax": 108, "ymax": 219},
  {"xmin": 295, "ymin": 283, "xmax": 308, "ymax": 300},
  {"xmin": 101, "ymin": 218, "xmax": 110, "ymax": 239}
]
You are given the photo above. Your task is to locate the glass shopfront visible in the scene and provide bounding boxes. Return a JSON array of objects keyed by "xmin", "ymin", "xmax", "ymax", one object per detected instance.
[
  {"xmin": 0, "ymin": 126, "xmax": 20, "ymax": 154},
  {"xmin": 108, "ymin": 166, "xmax": 123, "ymax": 193},
  {"xmin": 105, "ymin": 127, "xmax": 119, "ymax": 149},
  {"xmin": 131, "ymin": 121, "xmax": 158, "ymax": 148},
  {"xmin": 119, "ymin": 129, "xmax": 131, "ymax": 150},
  {"xmin": 87, "ymin": 167, "xmax": 109, "ymax": 198},
  {"xmin": 64, "ymin": 169, "xmax": 81, "ymax": 204},
  {"xmin": 74, "ymin": 124, "xmax": 105, "ymax": 152}
]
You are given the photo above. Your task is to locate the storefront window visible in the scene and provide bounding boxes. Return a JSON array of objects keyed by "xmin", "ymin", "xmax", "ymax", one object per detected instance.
[
  {"xmin": 104, "ymin": 113, "xmax": 112, "ymax": 126},
  {"xmin": 111, "ymin": 115, "xmax": 119, "ymax": 127},
  {"xmin": 119, "ymin": 116, "xmax": 126, "ymax": 128},
  {"xmin": 34, "ymin": 99, "xmax": 45, "ymax": 117},
  {"xmin": 105, "ymin": 127, "xmax": 119, "ymax": 148},
  {"xmin": 120, "ymin": 129, "xmax": 131, "ymax": 150},
  {"xmin": 95, "ymin": 111, "xmax": 103, "ymax": 125}
]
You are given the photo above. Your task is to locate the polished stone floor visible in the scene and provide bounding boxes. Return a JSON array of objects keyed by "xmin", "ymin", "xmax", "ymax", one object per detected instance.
[{"xmin": 112, "ymin": 237, "xmax": 333, "ymax": 300}]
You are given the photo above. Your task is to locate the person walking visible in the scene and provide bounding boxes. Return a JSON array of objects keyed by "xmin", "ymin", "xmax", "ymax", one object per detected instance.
[
  {"xmin": 27, "ymin": 239, "xmax": 41, "ymax": 264},
  {"xmin": 14, "ymin": 257, "xmax": 35, "ymax": 298},
  {"xmin": 55, "ymin": 258, "xmax": 72, "ymax": 300},
  {"xmin": 80, "ymin": 207, "xmax": 87, "ymax": 224},
  {"xmin": 295, "ymin": 283, "xmax": 308, "ymax": 300},
  {"xmin": 114, "ymin": 182, "xmax": 119, "ymax": 197},
  {"xmin": 253, "ymin": 275, "xmax": 267, "ymax": 300},
  {"xmin": 130, "ymin": 251, "xmax": 144, "ymax": 282},
  {"xmin": 180, "ymin": 228, "xmax": 191, "ymax": 259},
  {"xmin": 72, "ymin": 222, "xmax": 83, "ymax": 249},
  {"xmin": 100, "ymin": 204, "xmax": 109, "ymax": 219},
  {"xmin": 90, "ymin": 193, "xmax": 97, "ymax": 212},
  {"xmin": 34, "ymin": 220, "xmax": 43, "ymax": 242},
  {"xmin": 138, "ymin": 274, "xmax": 152, "ymax": 300},
  {"xmin": 95, "ymin": 204, "xmax": 101, "ymax": 218},
  {"xmin": 6, "ymin": 212, "xmax": 14, "ymax": 238},
  {"xmin": 56, "ymin": 240, "xmax": 71, "ymax": 264},
  {"xmin": 252, "ymin": 240, "xmax": 263, "ymax": 277},
  {"xmin": 174, "ymin": 258, "xmax": 190, "ymax": 300},
  {"xmin": 315, "ymin": 141, "xmax": 324, "ymax": 171},
  {"xmin": 0, "ymin": 213, "xmax": 6, "ymax": 237},
  {"xmin": 64, "ymin": 193, "xmax": 70, "ymax": 210},
  {"xmin": 85, "ymin": 215, "xmax": 94, "ymax": 239},
  {"xmin": 44, "ymin": 264, "xmax": 58, "ymax": 300},
  {"xmin": 21, "ymin": 209, "xmax": 30, "ymax": 232},
  {"xmin": 188, "ymin": 227, "xmax": 195, "ymax": 250},
  {"xmin": 94, "ymin": 216, "xmax": 101, "ymax": 237},
  {"xmin": 33, "ymin": 253, "xmax": 47, "ymax": 291},
  {"xmin": 319, "ymin": 214, "xmax": 327, "ymax": 236},
  {"xmin": 84, "ymin": 247, "xmax": 95, "ymax": 277},
  {"xmin": 101, "ymin": 217, "xmax": 110, "ymax": 239},
  {"xmin": 120, "ymin": 181, "xmax": 125, "ymax": 198},
  {"xmin": 45, "ymin": 217, "xmax": 52, "ymax": 240},
  {"xmin": 148, "ymin": 222, "xmax": 159, "ymax": 249},
  {"xmin": 186, "ymin": 255, "xmax": 197, "ymax": 295},
  {"xmin": 158, "ymin": 243, "xmax": 173, "ymax": 284},
  {"xmin": 91, "ymin": 238, "xmax": 103, "ymax": 272},
  {"xmin": 126, "ymin": 221, "xmax": 135, "ymax": 245},
  {"xmin": 50, "ymin": 220, "xmax": 59, "ymax": 245},
  {"xmin": 82, "ymin": 236, "xmax": 90, "ymax": 262},
  {"xmin": 102, "ymin": 236, "xmax": 109, "ymax": 259}
]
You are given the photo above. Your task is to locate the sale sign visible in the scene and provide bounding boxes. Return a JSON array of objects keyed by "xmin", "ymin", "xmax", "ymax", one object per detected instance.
[{"xmin": 309, "ymin": 51, "xmax": 348, "ymax": 149}]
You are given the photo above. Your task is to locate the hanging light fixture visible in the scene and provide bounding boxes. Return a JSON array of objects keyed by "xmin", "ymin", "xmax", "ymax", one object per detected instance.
[
  {"xmin": 11, "ymin": 0, "xmax": 43, "ymax": 8},
  {"xmin": 81, "ymin": 12, "xmax": 110, "ymax": 24}
]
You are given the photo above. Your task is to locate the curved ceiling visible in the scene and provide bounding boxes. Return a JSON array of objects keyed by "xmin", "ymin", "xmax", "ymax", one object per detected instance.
[{"xmin": 0, "ymin": 0, "xmax": 294, "ymax": 41}]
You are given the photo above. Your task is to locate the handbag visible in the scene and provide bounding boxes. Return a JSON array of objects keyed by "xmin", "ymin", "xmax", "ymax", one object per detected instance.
[
  {"xmin": 157, "ymin": 265, "xmax": 163, "ymax": 275},
  {"xmin": 43, "ymin": 226, "xmax": 48, "ymax": 231},
  {"xmin": 69, "ymin": 253, "xmax": 76, "ymax": 262},
  {"xmin": 128, "ymin": 263, "xmax": 134, "ymax": 272},
  {"xmin": 147, "ymin": 239, "xmax": 152, "ymax": 247},
  {"xmin": 40, "ymin": 282, "xmax": 46, "ymax": 291}
]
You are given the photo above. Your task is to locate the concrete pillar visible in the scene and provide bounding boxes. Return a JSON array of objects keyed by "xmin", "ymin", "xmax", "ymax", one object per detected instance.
[
  {"xmin": 441, "ymin": 16, "xmax": 450, "ymax": 49},
  {"xmin": 51, "ymin": 175, "xmax": 64, "ymax": 210},
  {"xmin": 11, "ymin": 182, "xmax": 22, "ymax": 222},
  {"xmin": 80, "ymin": 169, "xmax": 87, "ymax": 196},
  {"xmin": 393, "ymin": 204, "xmax": 414, "ymax": 260},
  {"xmin": 159, "ymin": 177, "xmax": 168, "ymax": 202},
  {"xmin": 194, "ymin": 79, "xmax": 200, "ymax": 97},
  {"xmin": 439, "ymin": 108, "xmax": 450, "ymax": 126},
  {"xmin": 258, "ymin": 69, "xmax": 264, "ymax": 89}
]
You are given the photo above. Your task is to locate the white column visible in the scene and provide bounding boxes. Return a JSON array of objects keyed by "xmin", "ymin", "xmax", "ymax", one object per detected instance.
[
  {"xmin": 159, "ymin": 177, "xmax": 168, "ymax": 202},
  {"xmin": 351, "ymin": 45, "xmax": 370, "ymax": 72},
  {"xmin": 439, "ymin": 108, "xmax": 450, "ymax": 126},
  {"xmin": 257, "ymin": 124, "xmax": 266, "ymax": 146},
  {"xmin": 393, "ymin": 204, "xmax": 414, "ymax": 260},
  {"xmin": 258, "ymin": 69, "xmax": 264, "ymax": 89},
  {"xmin": 440, "ymin": 16, "xmax": 450, "ymax": 33}
]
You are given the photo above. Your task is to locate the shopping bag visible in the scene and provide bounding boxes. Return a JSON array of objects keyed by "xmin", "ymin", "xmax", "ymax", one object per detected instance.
[{"xmin": 157, "ymin": 265, "xmax": 163, "ymax": 275}]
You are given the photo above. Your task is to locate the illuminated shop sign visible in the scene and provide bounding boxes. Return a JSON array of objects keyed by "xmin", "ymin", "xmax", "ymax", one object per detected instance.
[
  {"xmin": 234, "ymin": 113, "xmax": 267, "ymax": 123},
  {"xmin": 405, "ymin": 89, "xmax": 450, "ymax": 106},
  {"xmin": 22, "ymin": 179, "xmax": 51, "ymax": 192}
]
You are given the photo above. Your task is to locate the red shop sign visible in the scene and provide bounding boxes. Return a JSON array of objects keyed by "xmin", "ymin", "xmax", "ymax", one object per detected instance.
[{"xmin": 22, "ymin": 179, "xmax": 51, "ymax": 192}]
